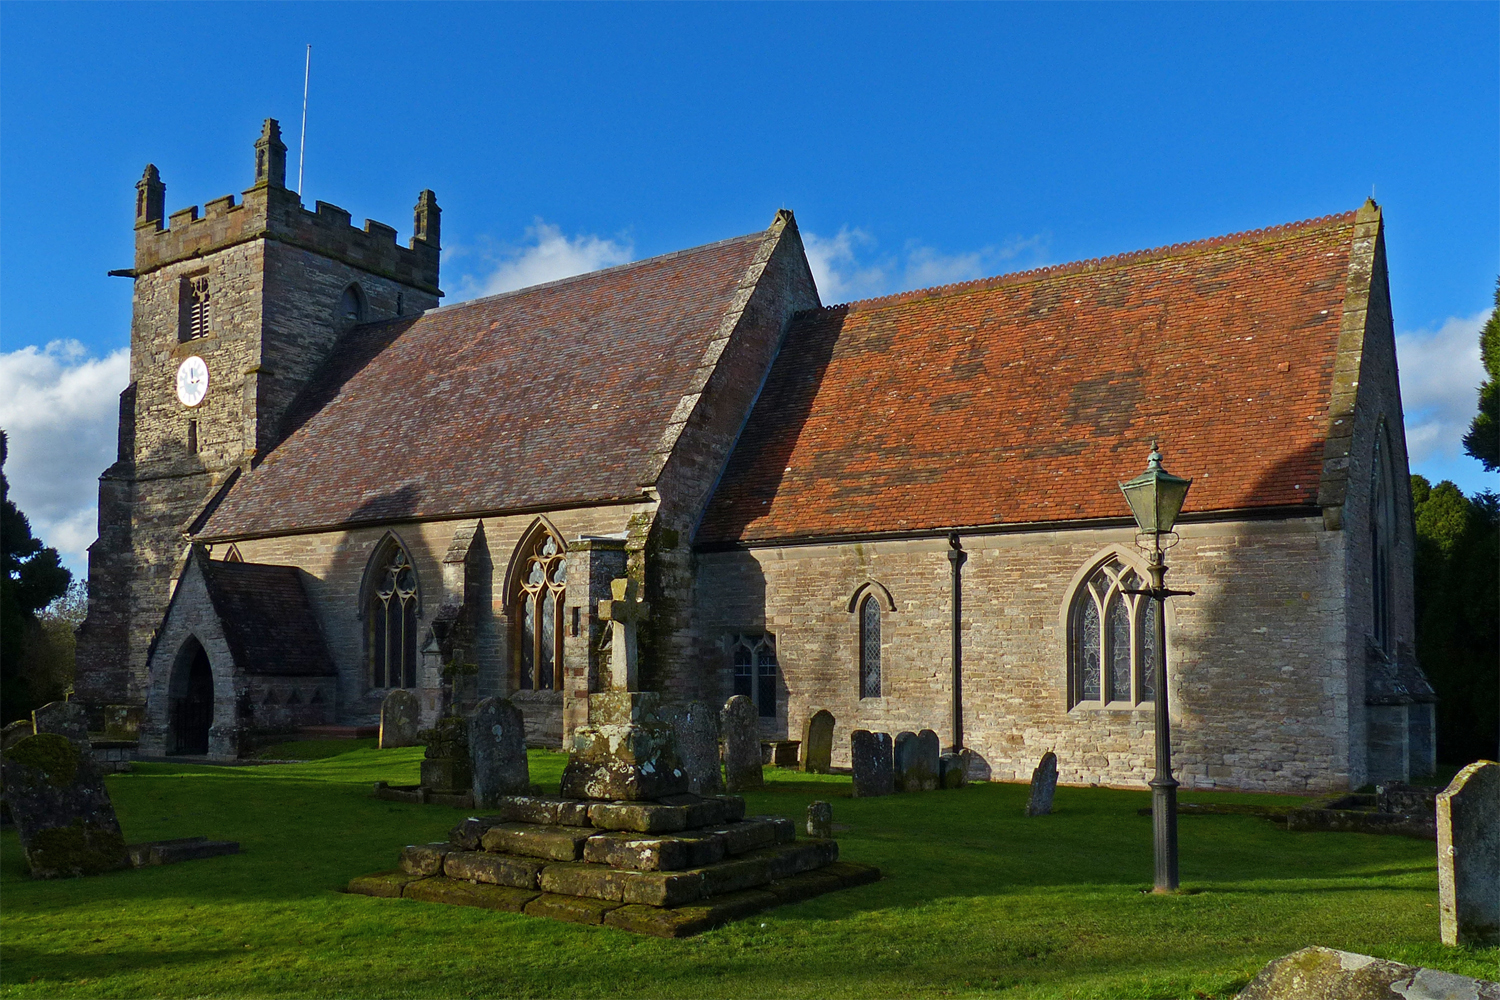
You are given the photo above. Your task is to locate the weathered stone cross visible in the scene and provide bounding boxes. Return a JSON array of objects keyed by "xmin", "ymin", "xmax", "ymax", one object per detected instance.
[{"xmin": 598, "ymin": 578, "xmax": 649, "ymax": 691}]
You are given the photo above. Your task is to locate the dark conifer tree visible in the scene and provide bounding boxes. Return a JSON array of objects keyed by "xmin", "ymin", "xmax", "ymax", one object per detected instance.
[{"xmin": 1, "ymin": 431, "xmax": 72, "ymax": 722}]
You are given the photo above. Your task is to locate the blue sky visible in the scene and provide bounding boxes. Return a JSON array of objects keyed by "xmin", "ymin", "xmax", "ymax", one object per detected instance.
[{"xmin": 2, "ymin": 2, "xmax": 1495, "ymax": 574}]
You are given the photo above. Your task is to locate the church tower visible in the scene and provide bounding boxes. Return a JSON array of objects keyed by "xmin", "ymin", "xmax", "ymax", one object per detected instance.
[{"xmin": 74, "ymin": 119, "xmax": 443, "ymax": 721}]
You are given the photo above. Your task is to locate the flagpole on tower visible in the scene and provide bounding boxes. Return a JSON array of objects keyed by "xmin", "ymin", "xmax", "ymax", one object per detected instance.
[{"xmin": 297, "ymin": 44, "xmax": 311, "ymax": 196}]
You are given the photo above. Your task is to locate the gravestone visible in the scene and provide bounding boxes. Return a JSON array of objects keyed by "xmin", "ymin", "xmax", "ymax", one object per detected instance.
[
  {"xmin": 2, "ymin": 720, "xmax": 35, "ymax": 751},
  {"xmin": 721, "ymin": 695, "xmax": 762, "ymax": 793},
  {"xmin": 469, "ymin": 698, "xmax": 529, "ymax": 808},
  {"xmin": 1437, "ymin": 760, "xmax": 1499, "ymax": 946},
  {"xmin": 33, "ymin": 701, "xmax": 90, "ymax": 748},
  {"xmin": 669, "ymin": 701, "xmax": 722, "ymax": 795},
  {"xmin": 379, "ymin": 690, "xmax": 421, "ymax": 749},
  {"xmin": 1, "ymin": 733, "xmax": 130, "ymax": 878},
  {"xmin": 939, "ymin": 751, "xmax": 968, "ymax": 789},
  {"xmin": 418, "ymin": 716, "xmax": 472, "ymax": 792},
  {"xmin": 913, "ymin": 730, "xmax": 941, "ymax": 791},
  {"xmin": 801, "ymin": 709, "xmax": 834, "ymax": 774},
  {"xmin": 807, "ymin": 800, "xmax": 833, "ymax": 839},
  {"xmin": 850, "ymin": 730, "xmax": 894, "ymax": 797},
  {"xmin": 1025, "ymin": 751, "xmax": 1059, "ymax": 816}
]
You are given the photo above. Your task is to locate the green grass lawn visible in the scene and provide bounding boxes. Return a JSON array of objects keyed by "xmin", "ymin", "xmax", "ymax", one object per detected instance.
[{"xmin": 1, "ymin": 748, "xmax": 1494, "ymax": 999}]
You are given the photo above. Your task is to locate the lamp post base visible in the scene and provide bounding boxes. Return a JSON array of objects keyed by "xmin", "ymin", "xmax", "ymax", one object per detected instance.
[{"xmin": 1150, "ymin": 773, "xmax": 1180, "ymax": 893}]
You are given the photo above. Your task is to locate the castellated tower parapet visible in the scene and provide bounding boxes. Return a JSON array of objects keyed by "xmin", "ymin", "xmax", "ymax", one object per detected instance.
[
  {"xmin": 73, "ymin": 117, "xmax": 444, "ymax": 721},
  {"xmin": 132, "ymin": 119, "xmax": 441, "ymax": 296}
]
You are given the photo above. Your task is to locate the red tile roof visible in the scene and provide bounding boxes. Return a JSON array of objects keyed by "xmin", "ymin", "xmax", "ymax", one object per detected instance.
[
  {"xmin": 698, "ymin": 211, "xmax": 1360, "ymax": 545},
  {"xmin": 203, "ymin": 231, "xmax": 768, "ymax": 537}
]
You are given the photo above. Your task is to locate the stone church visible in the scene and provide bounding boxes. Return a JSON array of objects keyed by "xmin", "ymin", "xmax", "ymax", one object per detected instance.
[{"xmin": 74, "ymin": 119, "xmax": 1434, "ymax": 793}]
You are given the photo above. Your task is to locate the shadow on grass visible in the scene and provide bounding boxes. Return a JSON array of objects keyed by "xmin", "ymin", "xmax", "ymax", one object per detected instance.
[{"xmin": 2, "ymin": 945, "xmax": 242, "ymax": 982}]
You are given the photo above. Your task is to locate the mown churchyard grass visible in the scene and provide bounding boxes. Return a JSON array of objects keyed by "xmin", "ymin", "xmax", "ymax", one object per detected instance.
[{"xmin": 2, "ymin": 747, "xmax": 1494, "ymax": 999}]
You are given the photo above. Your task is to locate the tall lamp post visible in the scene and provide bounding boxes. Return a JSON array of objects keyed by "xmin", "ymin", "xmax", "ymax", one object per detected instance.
[{"xmin": 1119, "ymin": 444, "xmax": 1193, "ymax": 894}]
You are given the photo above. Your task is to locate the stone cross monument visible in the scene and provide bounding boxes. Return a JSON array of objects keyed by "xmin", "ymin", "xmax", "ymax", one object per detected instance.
[{"xmin": 598, "ymin": 578, "xmax": 649, "ymax": 691}]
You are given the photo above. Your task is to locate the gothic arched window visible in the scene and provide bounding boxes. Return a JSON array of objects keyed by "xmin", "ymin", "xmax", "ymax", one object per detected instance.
[
  {"xmin": 1069, "ymin": 556, "xmax": 1158, "ymax": 709},
  {"xmin": 859, "ymin": 594, "xmax": 882, "ymax": 699},
  {"xmin": 1370, "ymin": 424, "xmax": 1396, "ymax": 652},
  {"xmin": 731, "ymin": 633, "xmax": 778, "ymax": 718},
  {"xmin": 368, "ymin": 544, "xmax": 419, "ymax": 689},
  {"xmin": 339, "ymin": 284, "xmax": 365, "ymax": 327},
  {"xmin": 513, "ymin": 532, "xmax": 566, "ymax": 690}
]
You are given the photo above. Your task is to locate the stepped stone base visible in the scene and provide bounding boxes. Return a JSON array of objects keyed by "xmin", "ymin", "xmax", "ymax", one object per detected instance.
[{"xmin": 347, "ymin": 792, "xmax": 879, "ymax": 936}]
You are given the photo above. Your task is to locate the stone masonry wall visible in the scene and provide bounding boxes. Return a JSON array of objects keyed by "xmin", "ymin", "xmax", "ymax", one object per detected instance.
[{"xmin": 696, "ymin": 515, "xmax": 1353, "ymax": 793}]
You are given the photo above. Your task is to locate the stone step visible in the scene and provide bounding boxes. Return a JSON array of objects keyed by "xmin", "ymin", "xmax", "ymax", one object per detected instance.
[
  {"xmin": 448, "ymin": 813, "xmax": 794, "ymax": 871},
  {"xmin": 479, "ymin": 823, "xmax": 595, "ymax": 861},
  {"xmin": 473, "ymin": 793, "xmax": 747, "ymax": 833},
  {"xmin": 348, "ymin": 858, "xmax": 883, "ymax": 937}
]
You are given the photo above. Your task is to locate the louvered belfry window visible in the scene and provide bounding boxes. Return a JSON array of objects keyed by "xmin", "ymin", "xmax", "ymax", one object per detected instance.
[
  {"xmin": 859, "ymin": 595, "xmax": 882, "ymax": 699},
  {"xmin": 182, "ymin": 275, "xmax": 211, "ymax": 341},
  {"xmin": 515, "ymin": 534, "xmax": 566, "ymax": 690},
  {"xmin": 1069, "ymin": 557, "xmax": 1159, "ymax": 708},
  {"xmin": 370, "ymin": 547, "xmax": 419, "ymax": 689}
]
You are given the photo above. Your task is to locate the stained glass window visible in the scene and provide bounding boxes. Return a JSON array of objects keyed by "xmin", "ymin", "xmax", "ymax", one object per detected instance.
[
  {"xmin": 1069, "ymin": 557, "xmax": 1162, "ymax": 708},
  {"xmin": 369, "ymin": 546, "xmax": 418, "ymax": 689},
  {"xmin": 514, "ymin": 533, "xmax": 566, "ymax": 690},
  {"xmin": 859, "ymin": 595, "xmax": 882, "ymax": 699}
]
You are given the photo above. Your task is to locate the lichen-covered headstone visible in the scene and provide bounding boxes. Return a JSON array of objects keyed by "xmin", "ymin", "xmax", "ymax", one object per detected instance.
[
  {"xmin": 807, "ymin": 800, "xmax": 833, "ymax": 839},
  {"xmin": 1236, "ymin": 946, "xmax": 1499, "ymax": 1000},
  {"xmin": 801, "ymin": 709, "xmax": 834, "ymax": 774},
  {"xmin": 939, "ymin": 751, "xmax": 968, "ymax": 789},
  {"xmin": 418, "ymin": 716, "xmax": 472, "ymax": 792},
  {"xmin": 893, "ymin": 731, "xmax": 919, "ymax": 792},
  {"xmin": 469, "ymin": 698, "xmax": 529, "ymax": 808},
  {"xmin": 913, "ymin": 730, "xmax": 941, "ymax": 791},
  {"xmin": 850, "ymin": 730, "xmax": 894, "ymax": 797},
  {"xmin": 1025, "ymin": 751, "xmax": 1059, "ymax": 816},
  {"xmin": 2, "ymin": 719, "xmax": 35, "ymax": 751},
  {"xmin": 33, "ymin": 701, "xmax": 90, "ymax": 748},
  {"xmin": 1, "ymin": 733, "xmax": 130, "ymax": 878},
  {"xmin": 721, "ymin": 695, "xmax": 762, "ymax": 793},
  {"xmin": 669, "ymin": 701, "xmax": 723, "ymax": 795},
  {"xmin": 379, "ymin": 689, "xmax": 421, "ymax": 749},
  {"xmin": 1437, "ymin": 760, "xmax": 1499, "ymax": 946}
]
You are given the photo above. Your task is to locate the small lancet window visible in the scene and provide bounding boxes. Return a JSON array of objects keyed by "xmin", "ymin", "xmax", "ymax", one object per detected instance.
[
  {"xmin": 1370, "ymin": 426, "xmax": 1396, "ymax": 652},
  {"xmin": 514, "ymin": 533, "xmax": 566, "ymax": 691},
  {"xmin": 339, "ymin": 284, "xmax": 365, "ymax": 327},
  {"xmin": 1069, "ymin": 556, "xmax": 1158, "ymax": 708},
  {"xmin": 730, "ymin": 633, "xmax": 778, "ymax": 718},
  {"xmin": 859, "ymin": 594, "xmax": 882, "ymax": 699},
  {"xmin": 368, "ymin": 545, "xmax": 419, "ymax": 689}
]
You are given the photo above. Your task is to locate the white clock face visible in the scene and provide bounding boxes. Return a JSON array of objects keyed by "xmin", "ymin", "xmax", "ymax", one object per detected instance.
[{"xmin": 176, "ymin": 356, "xmax": 209, "ymax": 407}]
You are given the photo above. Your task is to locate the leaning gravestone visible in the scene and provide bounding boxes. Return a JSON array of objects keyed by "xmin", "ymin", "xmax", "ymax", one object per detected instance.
[
  {"xmin": 801, "ymin": 709, "xmax": 835, "ymax": 774},
  {"xmin": 1, "ymin": 733, "xmax": 130, "ymax": 878},
  {"xmin": 851, "ymin": 730, "xmax": 894, "ymax": 797},
  {"xmin": 1026, "ymin": 751, "xmax": 1059, "ymax": 816},
  {"xmin": 669, "ymin": 701, "xmax": 723, "ymax": 795},
  {"xmin": 33, "ymin": 701, "xmax": 90, "ymax": 749},
  {"xmin": 893, "ymin": 732, "xmax": 919, "ymax": 792},
  {"xmin": 379, "ymin": 689, "xmax": 421, "ymax": 749},
  {"xmin": 469, "ymin": 698, "xmax": 529, "ymax": 809},
  {"xmin": 721, "ymin": 695, "xmax": 762, "ymax": 792},
  {"xmin": 807, "ymin": 800, "xmax": 833, "ymax": 839},
  {"xmin": 1437, "ymin": 760, "xmax": 1499, "ymax": 946}
]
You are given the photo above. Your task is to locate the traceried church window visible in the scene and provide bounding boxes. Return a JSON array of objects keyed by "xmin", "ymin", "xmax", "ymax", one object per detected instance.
[
  {"xmin": 1370, "ymin": 424, "xmax": 1396, "ymax": 652},
  {"xmin": 368, "ymin": 545, "xmax": 419, "ymax": 689},
  {"xmin": 1069, "ymin": 556, "xmax": 1158, "ymax": 708},
  {"xmin": 731, "ymin": 633, "xmax": 778, "ymax": 718},
  {"xmin": 513, "ymin": 533, "xmax": 566, "ymax": 690},
  {"xmin": 180, "ymin": 274, "xmax": 211, "ymax": 342},
  {"xmin": 859, "ymin": 595, "xmax": 882, "ymax": 699}
]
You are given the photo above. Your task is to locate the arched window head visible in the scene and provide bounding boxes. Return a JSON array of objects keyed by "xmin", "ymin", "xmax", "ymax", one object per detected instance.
[
  {"xmin": 1069, "ymin": 555, "xmax": 1158, "ymax": 709},
  {"xmin": 339, "ymin": 284, "xmax": 365, "ymax": 327},
  {"xmin": 730, "ymin": 633, "xmax": 778, "ymax": 718},
  {"xmin": 512, "ymin": 530, "xmax": 566, "ymax": 690},
  {"xmin": 859, "ymin": 594, "xmax": 882, "ymax": 699},
  {"xmin": 1370, "ymin": 423, "xmax": 1396, "ymax": 652},
  {"xmin": 368, "ymin": 543, "xmax": 419, "ymax": 689}
]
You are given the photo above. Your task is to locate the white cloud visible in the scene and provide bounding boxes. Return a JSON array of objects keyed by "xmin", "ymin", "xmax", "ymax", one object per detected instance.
[
  {"xmin": 803, "ymin": 228, "xmax": 1050, "ymax": 304},
  {"xmin": 452, "ymin": 220, "xmax": 634, "ymax": 301},
  {"xmin": 1396, "ymin": 310, "xmax": 1489, "ymax": 464},
  {"xmin": 0, "ymin": 340, "xmax": 130, "ymax": 576}
]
